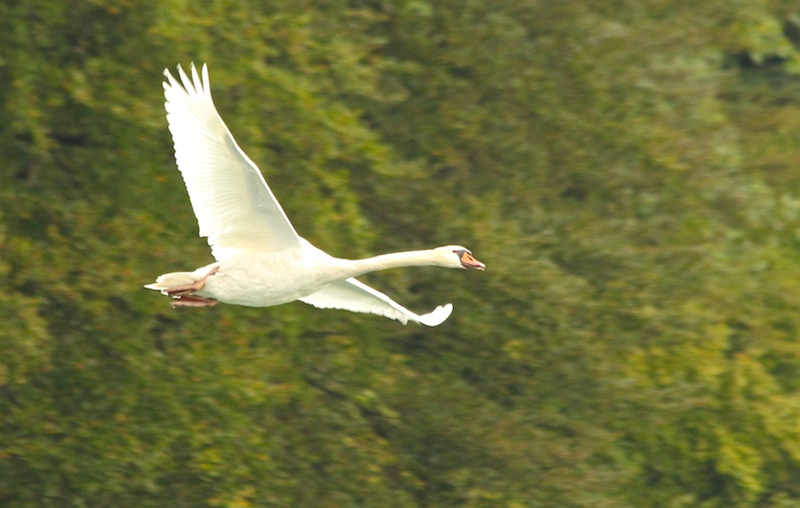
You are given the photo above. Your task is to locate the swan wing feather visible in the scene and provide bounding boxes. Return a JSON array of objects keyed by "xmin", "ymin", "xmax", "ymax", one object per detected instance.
[
  {"xmin": 299, "ymin": 278, "xmax": 453, "ymax": 326},
  {"xmin": 163, "ymin": 63, "xmax": 302, "ymax": 260}
]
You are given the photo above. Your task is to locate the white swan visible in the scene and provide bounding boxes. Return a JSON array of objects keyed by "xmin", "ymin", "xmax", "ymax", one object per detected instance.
[{"xmin": 145, "ymin": 64, "xmax": 484, "ymax": 326}]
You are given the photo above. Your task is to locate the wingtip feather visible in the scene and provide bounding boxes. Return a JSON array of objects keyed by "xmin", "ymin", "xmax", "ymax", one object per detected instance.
[
  {"xmin": 202, "ymin": 63, "xmax": 212, "ymax": 100},
  {"xmin": 190, "ymin": 63, "xmax": 202, "ymax": 91},
  {"xmin": 177, "ymin": 64, "xmax": 194, "ymax": 94},
  {"xmin": 417, "ymin": 303, "xmax": 454, "ymax": 327}
]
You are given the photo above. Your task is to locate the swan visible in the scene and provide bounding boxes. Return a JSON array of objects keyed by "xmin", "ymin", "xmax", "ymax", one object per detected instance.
[{"xmin": 145, "ymin": 64, "xmax": 485, "ymax": 326}]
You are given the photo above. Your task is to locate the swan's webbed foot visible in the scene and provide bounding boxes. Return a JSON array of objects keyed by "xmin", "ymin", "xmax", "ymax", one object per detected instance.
[
  {"xmin": 170, "ymin": 295, "xmax": 219, "ymax": 308},
  {"xmin": 163, "ymin": 266, "xmax": 220, "ymax": 297},
  {"xmin": 162, "ymin": 266, "xmax": 220, "ymax": 308}
]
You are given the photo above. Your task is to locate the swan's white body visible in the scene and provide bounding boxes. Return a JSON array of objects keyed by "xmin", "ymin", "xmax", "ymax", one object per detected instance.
[{"xmin": 146, "ymin": 64, "xmax": 484, "ymax": 326}]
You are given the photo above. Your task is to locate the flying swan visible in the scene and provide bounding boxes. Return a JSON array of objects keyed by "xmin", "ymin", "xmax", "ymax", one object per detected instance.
[{"xmin": 145, "ymin": 64, "xmax": 485, "ymax": 326}]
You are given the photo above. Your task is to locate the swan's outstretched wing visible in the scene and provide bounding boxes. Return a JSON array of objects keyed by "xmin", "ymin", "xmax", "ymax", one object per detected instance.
[
  {"xmin": 163, "ymin": 63, "xmax": 302, "ymax": 260},
  {"xmin": 300, "ymin": 278, "xmax": 453, "ymax": 326}
]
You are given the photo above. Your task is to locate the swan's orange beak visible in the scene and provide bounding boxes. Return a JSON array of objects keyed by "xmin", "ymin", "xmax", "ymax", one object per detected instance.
[{"xmin": 460, "ymin": 251, "xmax": 485, "ymax": 270}]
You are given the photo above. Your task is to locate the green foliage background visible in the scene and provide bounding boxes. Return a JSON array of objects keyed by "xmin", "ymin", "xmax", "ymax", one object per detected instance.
[{"xmin": 3, "ymin": 0, "xmax": 800, "ymax": 506}]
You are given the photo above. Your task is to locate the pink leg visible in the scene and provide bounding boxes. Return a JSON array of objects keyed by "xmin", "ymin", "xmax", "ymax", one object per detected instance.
[
  {"xmin": 163, "ymin": 266, "xmax": 220, "ymax": 297},
  {"xmin": 163, "ymin": 266, "xmax": 220, "ymax": 308},
  {"xmin": 170, "ymin": 295, "xmax": 219, "ymax": 308}
]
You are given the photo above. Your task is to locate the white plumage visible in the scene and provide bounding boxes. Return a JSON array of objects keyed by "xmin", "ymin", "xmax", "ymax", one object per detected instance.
[{"xmin": 145, "ymin": 64, "xmax": 484, "ymax": 326}]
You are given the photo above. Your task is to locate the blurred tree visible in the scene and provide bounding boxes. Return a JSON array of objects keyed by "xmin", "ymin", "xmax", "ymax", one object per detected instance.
[{"xmin": 2, "ymin": 0, "xmax": 800, "ymax": 507}]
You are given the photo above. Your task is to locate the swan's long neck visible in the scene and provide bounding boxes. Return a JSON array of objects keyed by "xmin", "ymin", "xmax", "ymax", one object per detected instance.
[{"xmin": 344, "ymin": 249, "xmax": 439, "ymax": 278}]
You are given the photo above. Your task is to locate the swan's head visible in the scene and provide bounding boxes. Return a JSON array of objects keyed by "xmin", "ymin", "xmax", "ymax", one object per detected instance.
[{"xmin": 433, "ymin": 246, "xmax": 485, "ymax": 270}]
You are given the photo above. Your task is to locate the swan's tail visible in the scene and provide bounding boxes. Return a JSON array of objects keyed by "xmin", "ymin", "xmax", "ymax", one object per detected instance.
[{"xmin": 144, "ymin": 272, "xmax": 199, "ymax": 294}]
